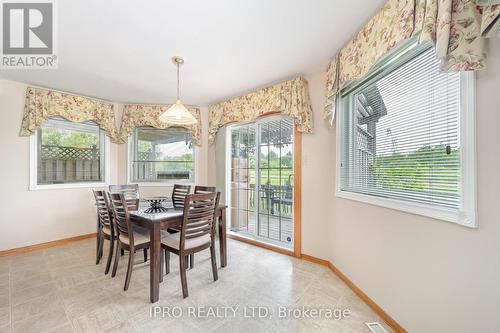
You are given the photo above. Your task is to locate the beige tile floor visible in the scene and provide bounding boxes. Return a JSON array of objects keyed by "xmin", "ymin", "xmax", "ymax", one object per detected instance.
[{"xmin": 0, "ymin": 238, "xmax": 394, "ymax": 333}]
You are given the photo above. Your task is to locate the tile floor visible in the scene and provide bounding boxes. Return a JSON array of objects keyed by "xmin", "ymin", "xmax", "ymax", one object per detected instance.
[{"xmin": 0, "ymin": 238, "xmax": 393, "ymax": 333}]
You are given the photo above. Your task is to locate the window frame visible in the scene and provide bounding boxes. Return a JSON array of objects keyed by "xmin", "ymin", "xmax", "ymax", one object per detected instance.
[
  {"xmin": 29, "ymin": 119, "xmax": 111, "ymax": 191},
  {"xmin": 335, "ymin": 43, "xmax": 477, "ymax": 228},
  {"xmin": 126, "ymin": 127, "xmax": 198, "ymax": 186}
]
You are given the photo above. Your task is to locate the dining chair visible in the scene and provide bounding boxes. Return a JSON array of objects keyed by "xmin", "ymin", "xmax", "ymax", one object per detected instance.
[
  {"xmin": 168, "ymin": 184, "xmax": 193, "ymax": 265},
  {"xmin": 109, "ymin": 192, "xmax": 163, "ymax": 291},
  {"xmin": 93, "ymin": 190, "xmax": 115, "ymax": 274},
  {"xmin": 109, "ymin": 184, "xmax": 144, "ymax": 259},
  {"xmin": 161, "ymin": 192, "xmax": 220, "ymax": 298},
  {"xmin": 188, "ymin": 186, "xmax": 216, "ymax": 268},
  {"xmin": 109, "ymin": 184, "xmax": 140, "ymax": 210},
  {"xmin": 171, "ymin": 184, "xmax": 191, "ymax": 209},
  {"xmin": 194, "ymin": 185, "xmax": 216, "ymax": 194}
]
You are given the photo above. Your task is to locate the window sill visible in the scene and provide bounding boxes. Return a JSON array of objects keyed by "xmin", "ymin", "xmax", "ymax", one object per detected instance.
[
  {"xmin": 29, "ymin": 182, "xmax": 109, "ymax": 191},
  {"xmin": 335, "ymin": 189, "xmax": 477, "ymax": 228},
  {"xmin": 129, "ymin": 181, "xmax": 195, "ymax": 187}
]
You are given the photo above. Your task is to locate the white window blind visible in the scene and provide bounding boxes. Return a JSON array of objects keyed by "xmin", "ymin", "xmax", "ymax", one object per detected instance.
[{"xmin": 340, "ymin": 45, "xmax": 462, "ymax": 209}]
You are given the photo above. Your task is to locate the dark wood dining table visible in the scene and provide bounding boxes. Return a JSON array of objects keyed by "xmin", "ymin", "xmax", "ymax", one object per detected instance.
[{"xmin": 128, "ymin": 204, "xmax": 227, "ymax": 303}]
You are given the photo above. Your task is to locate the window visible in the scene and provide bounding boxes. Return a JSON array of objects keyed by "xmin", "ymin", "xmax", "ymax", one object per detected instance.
[
  {"xmin": 30, "ymin": 117, "xmax": 108, "ymax": 189},
  {"xmin": 337, "ymin": 41, "xmax": 476, "ymax": 227},
  {"xmin": 129, "ymin": 127, "xmax": 195, "ymax": 183}
]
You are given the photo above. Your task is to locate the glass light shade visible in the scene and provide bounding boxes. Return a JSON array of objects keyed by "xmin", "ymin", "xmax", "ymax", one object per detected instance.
[{"xmin": 158, "ymin": 100, "xmax": 197, "ymax": 125}]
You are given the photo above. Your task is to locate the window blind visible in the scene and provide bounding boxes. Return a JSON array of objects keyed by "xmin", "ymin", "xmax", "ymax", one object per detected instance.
[{"xmin": 340, "ymin": 46, "xmax": 461, "ymax": 209}]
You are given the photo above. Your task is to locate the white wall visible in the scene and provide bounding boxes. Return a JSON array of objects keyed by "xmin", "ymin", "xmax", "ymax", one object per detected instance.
[
  {"xmin": 0, "ymin": 80, "xmax": 119, "ymax": 250},
  {"xmin": 300, "ymin": 71, "xmax": 336, "ymax": 259},
  {"xmin": 0, "ymin": 80, "xmax": 209, "ymax": 251}
]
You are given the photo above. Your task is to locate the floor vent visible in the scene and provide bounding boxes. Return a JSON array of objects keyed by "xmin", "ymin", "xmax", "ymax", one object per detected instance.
[{"xmin": 366, "ymin": 322, "xmax": 389, "ymax": 333}]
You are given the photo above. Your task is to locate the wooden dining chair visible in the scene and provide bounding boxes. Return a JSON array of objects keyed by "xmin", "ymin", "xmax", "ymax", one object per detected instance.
[
  {"xmin": 109, "ymin": 184, "xmax": 140, "ymax": 210},
  {"xmin": 171, "ymin": 184, "xmax": 191, "ymax": 209},
  {"xmin": 194, "ymin": 185, "xmax": 216, "ymax": 194},
  {"xmin": 93, "ymin": 190, "xmax": 115, "ymax": 274},
  {"xmin": 161, "ymin": 192, "xmax": 220, "ymax": 298},
  {"xmin": 109, "ymin": 184, "xmax": 145, "ymax": 259},
  {"xmin": 109, "ymin": 192, "xmax": 159, "ymax": 291},
  {"xmin": 188, "ymin": 186, "xmax": 216, "ymax": 268},
  {"xmin": 168, "ymin": 184, "xmax": 193, "ymax": 266}
]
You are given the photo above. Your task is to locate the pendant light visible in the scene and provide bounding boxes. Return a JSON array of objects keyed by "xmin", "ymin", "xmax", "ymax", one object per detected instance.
[{"xmin": 158, "ymin": 56, "xmax": 198, "ymax": 125}]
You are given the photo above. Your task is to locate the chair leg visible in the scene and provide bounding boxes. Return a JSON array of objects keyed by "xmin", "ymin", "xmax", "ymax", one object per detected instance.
[
  {"xmin": 160, "ymin": 250, "xmax": 164, "ymax": 283},
  {"xmin": 189, "ymin": 254, "xmax": 194, "ymax": 269},
  {"xmin": 96, "ymin": 231, "xmax": 101, "ymax": 264},
  {"xmin": 165, "ymin": 249, "xmax": 170, "ymax": 274},
  {"xmin": 96, "ymin": 235, "xmax": 104, "ymax": 264},
  {"xmin": 143, "ymin": 248, "xmax": 148, "ymax": 262},
  {"xmin": 210, "ymin": 244, "xmax": 218, "ymax": 281},
  {"xmin": 185, "ymin": 256, "xmax": 189, "ymax": 268},
  {"xmin": 95, "ymin": 234, "xmax": 101, "ymax": 264},
  {"xmin": 124, "ymin": 247, "xmax": 134, "ymax": 291},
  {"xmin": 121, "ymin": 249, "xmax": 124, "ymax": 256},
  {"xmin": 179, "ymin": 255, "xmax": 188, "ymax": 298},
  {"xmin": 105, "ymin": 237, "xmax": 114, "ymax": 275},
  {"xmin": 112, "ymin": 241, "xmax": 121, "ymax": 277}
]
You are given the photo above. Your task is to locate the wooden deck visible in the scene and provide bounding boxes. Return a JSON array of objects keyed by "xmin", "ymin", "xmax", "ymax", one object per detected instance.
[{"xmin": 230, "ymin": 212, "xmax": 293, "ymax": 248}]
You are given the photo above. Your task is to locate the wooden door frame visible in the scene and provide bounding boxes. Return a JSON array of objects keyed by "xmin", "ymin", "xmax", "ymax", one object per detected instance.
[{"xmin": 293, "ymin": 128, "xmax": 302, "ymax": 258}]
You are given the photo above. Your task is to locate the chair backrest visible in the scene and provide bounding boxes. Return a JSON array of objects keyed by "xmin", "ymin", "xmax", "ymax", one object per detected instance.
[
  {"xmin": 109, "ymin": 184, "xmax": 139, "ymax": 210},
  {"xmin": 194, "ymin": 185, "xmax": 216, "ymax": 194},
  {"xmin": 93, "ymin": 190, "xmax": 112, "ymax": 232},
  {"xmin": 109, "ymin": 192, "xmax": 134, "ymax": 244},
  {"xmin": 172, "ymin": 184, "xmax": 191, "ymax": 209},
  {"xmin": 180, "ymin": 192, "xmax": 220, "ymax": 251}
]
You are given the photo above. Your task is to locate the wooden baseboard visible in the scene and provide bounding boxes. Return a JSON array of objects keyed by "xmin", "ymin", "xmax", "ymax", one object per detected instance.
[
  {"xmin": 227, "ymin": 233, "xmax": 296, "ymax": 257},
  {"xmin": 0, "ymin": 233, "xmax": 97, "ymax": 257},
  {"xmin": 301, "ymin": 254, "xmax": 407, "ymax": 333},
  {"xmin": 229, "ymin": 238, "xmax": 406, "ymax": 332}
]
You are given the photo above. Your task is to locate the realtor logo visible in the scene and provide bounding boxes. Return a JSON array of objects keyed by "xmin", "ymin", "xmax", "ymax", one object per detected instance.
[{"xmin": 1, "ymin": 0, "xmax": 57, "ymax": 68}]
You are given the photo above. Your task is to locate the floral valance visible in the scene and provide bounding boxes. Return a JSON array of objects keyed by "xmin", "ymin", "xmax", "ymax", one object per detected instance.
[
  {"xmin": 119, "ymin": 104, "xmax": 202, "ymax": 146},
  {"xmin": 20, "ymin": 86, "xmax": 120, "ymax": 142},
  {"xmin": 325, "ymin": 0, "xmax": 492, "ymax": 122},
  {"xmin": 480, "ymin": 4, "xmax": 500, "ymax": 37},
  {"xmin": 208, "ymin": 77, "xmax": 313, "ymax": 144}
]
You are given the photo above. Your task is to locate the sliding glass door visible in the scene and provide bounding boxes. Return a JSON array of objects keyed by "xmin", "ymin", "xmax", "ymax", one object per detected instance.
[{"xmin": 228, "ymin": 116, "xmax": 294, "ymax": 249}]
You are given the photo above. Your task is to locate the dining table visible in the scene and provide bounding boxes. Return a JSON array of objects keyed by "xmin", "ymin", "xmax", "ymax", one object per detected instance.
[{"xmin": 128, "ymin": 203, "xmax": 227, "ymax": 303}]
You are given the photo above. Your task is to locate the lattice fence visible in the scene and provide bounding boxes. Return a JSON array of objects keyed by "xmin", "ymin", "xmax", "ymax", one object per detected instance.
[
  {"xmin": 40, "ymin": 145, "xmax": 99, "ymax": 160},
  {"xmin": 38, "ymin": 145, "xmax": 101, "ymax": 184}
]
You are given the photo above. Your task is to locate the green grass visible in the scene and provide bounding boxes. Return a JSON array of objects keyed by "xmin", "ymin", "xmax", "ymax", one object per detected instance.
[{"xmin": 247, "ymin": 168, "xmax": 293, "ymax": 187}]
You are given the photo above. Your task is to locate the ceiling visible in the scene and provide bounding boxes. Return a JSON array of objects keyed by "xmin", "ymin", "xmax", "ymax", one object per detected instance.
[{"xmin": 0, "ymin": 0, "xmax": 385, "ymax": 105}]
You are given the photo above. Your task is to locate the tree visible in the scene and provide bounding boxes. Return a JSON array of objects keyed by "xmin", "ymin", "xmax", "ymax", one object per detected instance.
[{"xmin": 41, "ymin": 128, "xmax": 98, "ymax": 148}]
